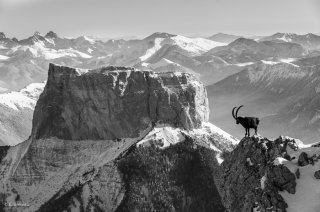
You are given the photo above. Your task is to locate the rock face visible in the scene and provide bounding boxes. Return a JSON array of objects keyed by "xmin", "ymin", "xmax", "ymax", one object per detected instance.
[
  {"xmin": 0, "ymin": 64, "xmax": 234, "ymax": 212},
  {"xmin": 32, "ymin": 63, "xmax": 209, "ymax": 140},
  {"xmin": 314, "ymin": 170, "xmax": 320, "ymax": 179},
  {"xmin": 216, "ymin": 136, "xmax": 298, "ymax": 212},
  {"xmin": 298, "ymin": 152, "xmax": 309, "ymax": 166}
]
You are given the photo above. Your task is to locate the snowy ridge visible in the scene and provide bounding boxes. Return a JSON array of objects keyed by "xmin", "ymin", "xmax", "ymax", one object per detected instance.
[
  {"xmin": 277, "ymin": 33, "xmax": 293, "ymax": 42},
  {"xmin": 9, "ymin": 44, "xmax": 92, "ymax": 60},
  {"xmin": 137, "ymin": 122, "xmax": 238, "ymax": 164},
  {"xmin": 170, "ymin": 35, "xmax": 226, "ymax": 55},
  {"xmin": 138, "ymin": 34, "xmax": 226, "ymax": 62},
  {"xmin": 0, "ymin": 82, "xmax": 45, "ymax": 110}
]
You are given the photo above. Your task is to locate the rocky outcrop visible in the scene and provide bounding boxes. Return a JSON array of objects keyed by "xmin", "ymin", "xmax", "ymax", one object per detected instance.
[
  {"xmin": 298, "ymin": 152, "xmax": 309, "ymax": 166},
  {"xmin": 31, "ymin": 63, "xmax": 209, "ymax": 140},
  {"xmin": 216, "ymin": 136, "xmax": 298, "ymax": 212},
  {"xmin": 314, "ymin": 170, "xmax": 320, "ymax": 179}
]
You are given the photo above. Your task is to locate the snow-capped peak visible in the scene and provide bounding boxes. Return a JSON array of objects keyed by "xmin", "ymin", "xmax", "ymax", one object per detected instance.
[
  {"xmin": 45, "ymin": 31, "xmax": 58, "ymax": 39},
  {"xmin": 83, "ymin": 36, "xmax": 95, "ymax": 44},
  {"xmin": 138, "ymin": 33, "xmax": 227, "ymax": 62},
  {"xmin": 33, "ymin": 31, "xmax": 42, "ymax": 37}
]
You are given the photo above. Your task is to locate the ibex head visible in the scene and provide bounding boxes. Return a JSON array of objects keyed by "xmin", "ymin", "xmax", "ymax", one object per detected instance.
[{"xmin": 232, "ymin": 105, "xmax": 243, "ymax": 124}]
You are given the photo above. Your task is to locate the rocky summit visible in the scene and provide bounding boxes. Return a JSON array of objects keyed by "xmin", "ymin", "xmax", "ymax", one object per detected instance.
[
  {"xmin": 0, "ymin": 64, "xmax": 236, "ymax": 212},
  {"xmin": 217, "ymin": 135, "xmax": 320, "ymax": 212}
]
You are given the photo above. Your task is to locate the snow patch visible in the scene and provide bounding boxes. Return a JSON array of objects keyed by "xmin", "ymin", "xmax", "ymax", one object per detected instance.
[
  {"xmin": 235, "ymin": 62, "xmax": 255, "ymax": 67},
  {"xmin": 0, "ymin": 92, "xmax": 36, "ymax": 110},
  {"xmin": 171, "ymin": 35, "xmax": 226, "ymax": 55},
  {"xmin": 137, "ymin": 125, "xmax": 185, "ymax": 148},
  {"xmin": 0, "ymin": 45, "xmax": 7, "ymax": 50},
  {"xmin": 275, "ymin": 140, "xmax": 320, "ymax": 212},
  {"xmin": 0, "ymin": 55, "xmax": 9, "ymax": 60},
  {"xmin": 0, "ymin": 82, "xmax": 45, "ymax": 110},
  {"xmin": 149, "ymin": 58, "xmax": 176, "ymax": 69},
  {"xmin": 139, "ymin": 38, "xmax": 165, "ymax": 61},
  {"xmin": 83, "ymin": 36, "xmax": 95, "ymax": 44},
  {"xmin": 277, "ymin": 34, "xmax": 293, "ymax": 42},
  {"xmin": 260, "ymin": 175, "xmax": 267, "ymax": 189},
  {"xmin": 247, "ymin": 158, "xmax": 254, "ymax": 166},
  {"xmin": 280, "ymin": 58, "xmax": 299, "ymax": 67},
  {"xmin": 261, "ymin": 60, "xmax": 279, "ymax": 65}
]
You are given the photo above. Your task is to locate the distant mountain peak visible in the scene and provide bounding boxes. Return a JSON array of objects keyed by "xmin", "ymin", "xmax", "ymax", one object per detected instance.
[
  {"xmin": 33, "ymin": 31, "xmax": 42, "ymax": 37},
  {"xmin": 208, "ymin": 33, "xmax": 241, "ymax": 43},
  {"xmin": 229, "ymin": 37, "xmax": 257, "ymax": 46},
  {"xmin": 0, "ymin": 32, "xmax": 6, "ymax": 39},
  {"xmin": 12, "ymin": 37, "xmax": 19, "ymax": 42},
  {"xmin": 144, "ymin": 32, "xmax": 176, "ymax": 40},
  {"xmin": 45, "ymin": 31, "xmax": 58, "ymax": 39}
]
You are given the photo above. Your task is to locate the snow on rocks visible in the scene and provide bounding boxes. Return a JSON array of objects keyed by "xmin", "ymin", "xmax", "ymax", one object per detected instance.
[
  {"xmin": 137, "ymin": 122, "xmax": 237, "ymax": 164},
  {"xmin": 136, "ymin": 125, "xmax": 185, "ymax": 148},
  {"xmin": 270, "ymin": 136, "xmax": 320, "ymax": 212},
  {"xmin": 0, "ymin": 55, "xmax": 9, "ymax": 60},
  {"xmin": 247, "ymin": 158, "xmax": 254, "ymax": 166},
  {"xmin": 0, "ymin": 81, "xmax": 45, "ymax": 110},
  {"xmin": 260, "ymin": 175, "xmax": 267, "ymax": 190}
]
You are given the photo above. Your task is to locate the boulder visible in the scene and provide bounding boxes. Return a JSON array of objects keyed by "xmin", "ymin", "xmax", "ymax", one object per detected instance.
[
  {"xmin": 314, "ymin": 170, "xmax": 320, "ymax": 179},
  {"xmin": 298, "ymin": 152, "xmax": 309, "ymax": 166}
]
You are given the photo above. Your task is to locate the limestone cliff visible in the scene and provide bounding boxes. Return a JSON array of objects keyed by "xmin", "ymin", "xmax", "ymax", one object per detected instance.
[
  {"xmin": 31, "ymin": 63, "xmax": 209, "ymax": 140},
  {"xmin": 0, "ymin": 64, "xmax": 235, "ymax": 212}
]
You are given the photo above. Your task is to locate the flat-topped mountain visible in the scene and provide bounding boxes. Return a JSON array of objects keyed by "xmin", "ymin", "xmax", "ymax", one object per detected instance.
[
  {"xmin": 32, "ymin": 63, "xmax": 209, "ymax": 140},
  {"xmin": 0, "ymin": 64, "xmax": 237, "ymax": 212}
]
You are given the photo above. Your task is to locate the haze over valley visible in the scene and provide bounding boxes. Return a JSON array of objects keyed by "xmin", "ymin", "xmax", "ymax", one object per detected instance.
[{"xmin": 1, "ymin": 31, "xmax": 320, "ymax": 144}]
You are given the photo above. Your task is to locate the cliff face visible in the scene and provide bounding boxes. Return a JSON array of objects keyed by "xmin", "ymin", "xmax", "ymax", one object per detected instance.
[
  {"xmin": 0, "ymin": 64, "xmax": 235, "ymax": 212},
  {"xmin": 32, "ymin": 63, "xmax": 209, "ymax": 140}
]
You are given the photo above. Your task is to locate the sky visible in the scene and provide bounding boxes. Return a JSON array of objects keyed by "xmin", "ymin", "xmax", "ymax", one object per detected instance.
[{"xmin": 0, "ymin": 0, "xmax": 319, "ymax": 39}]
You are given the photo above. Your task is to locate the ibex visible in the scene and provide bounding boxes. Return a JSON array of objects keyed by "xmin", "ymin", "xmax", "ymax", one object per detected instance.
[{"xmin": 232, "ymin": 105, "xmax": 260, "ymax": 137}]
